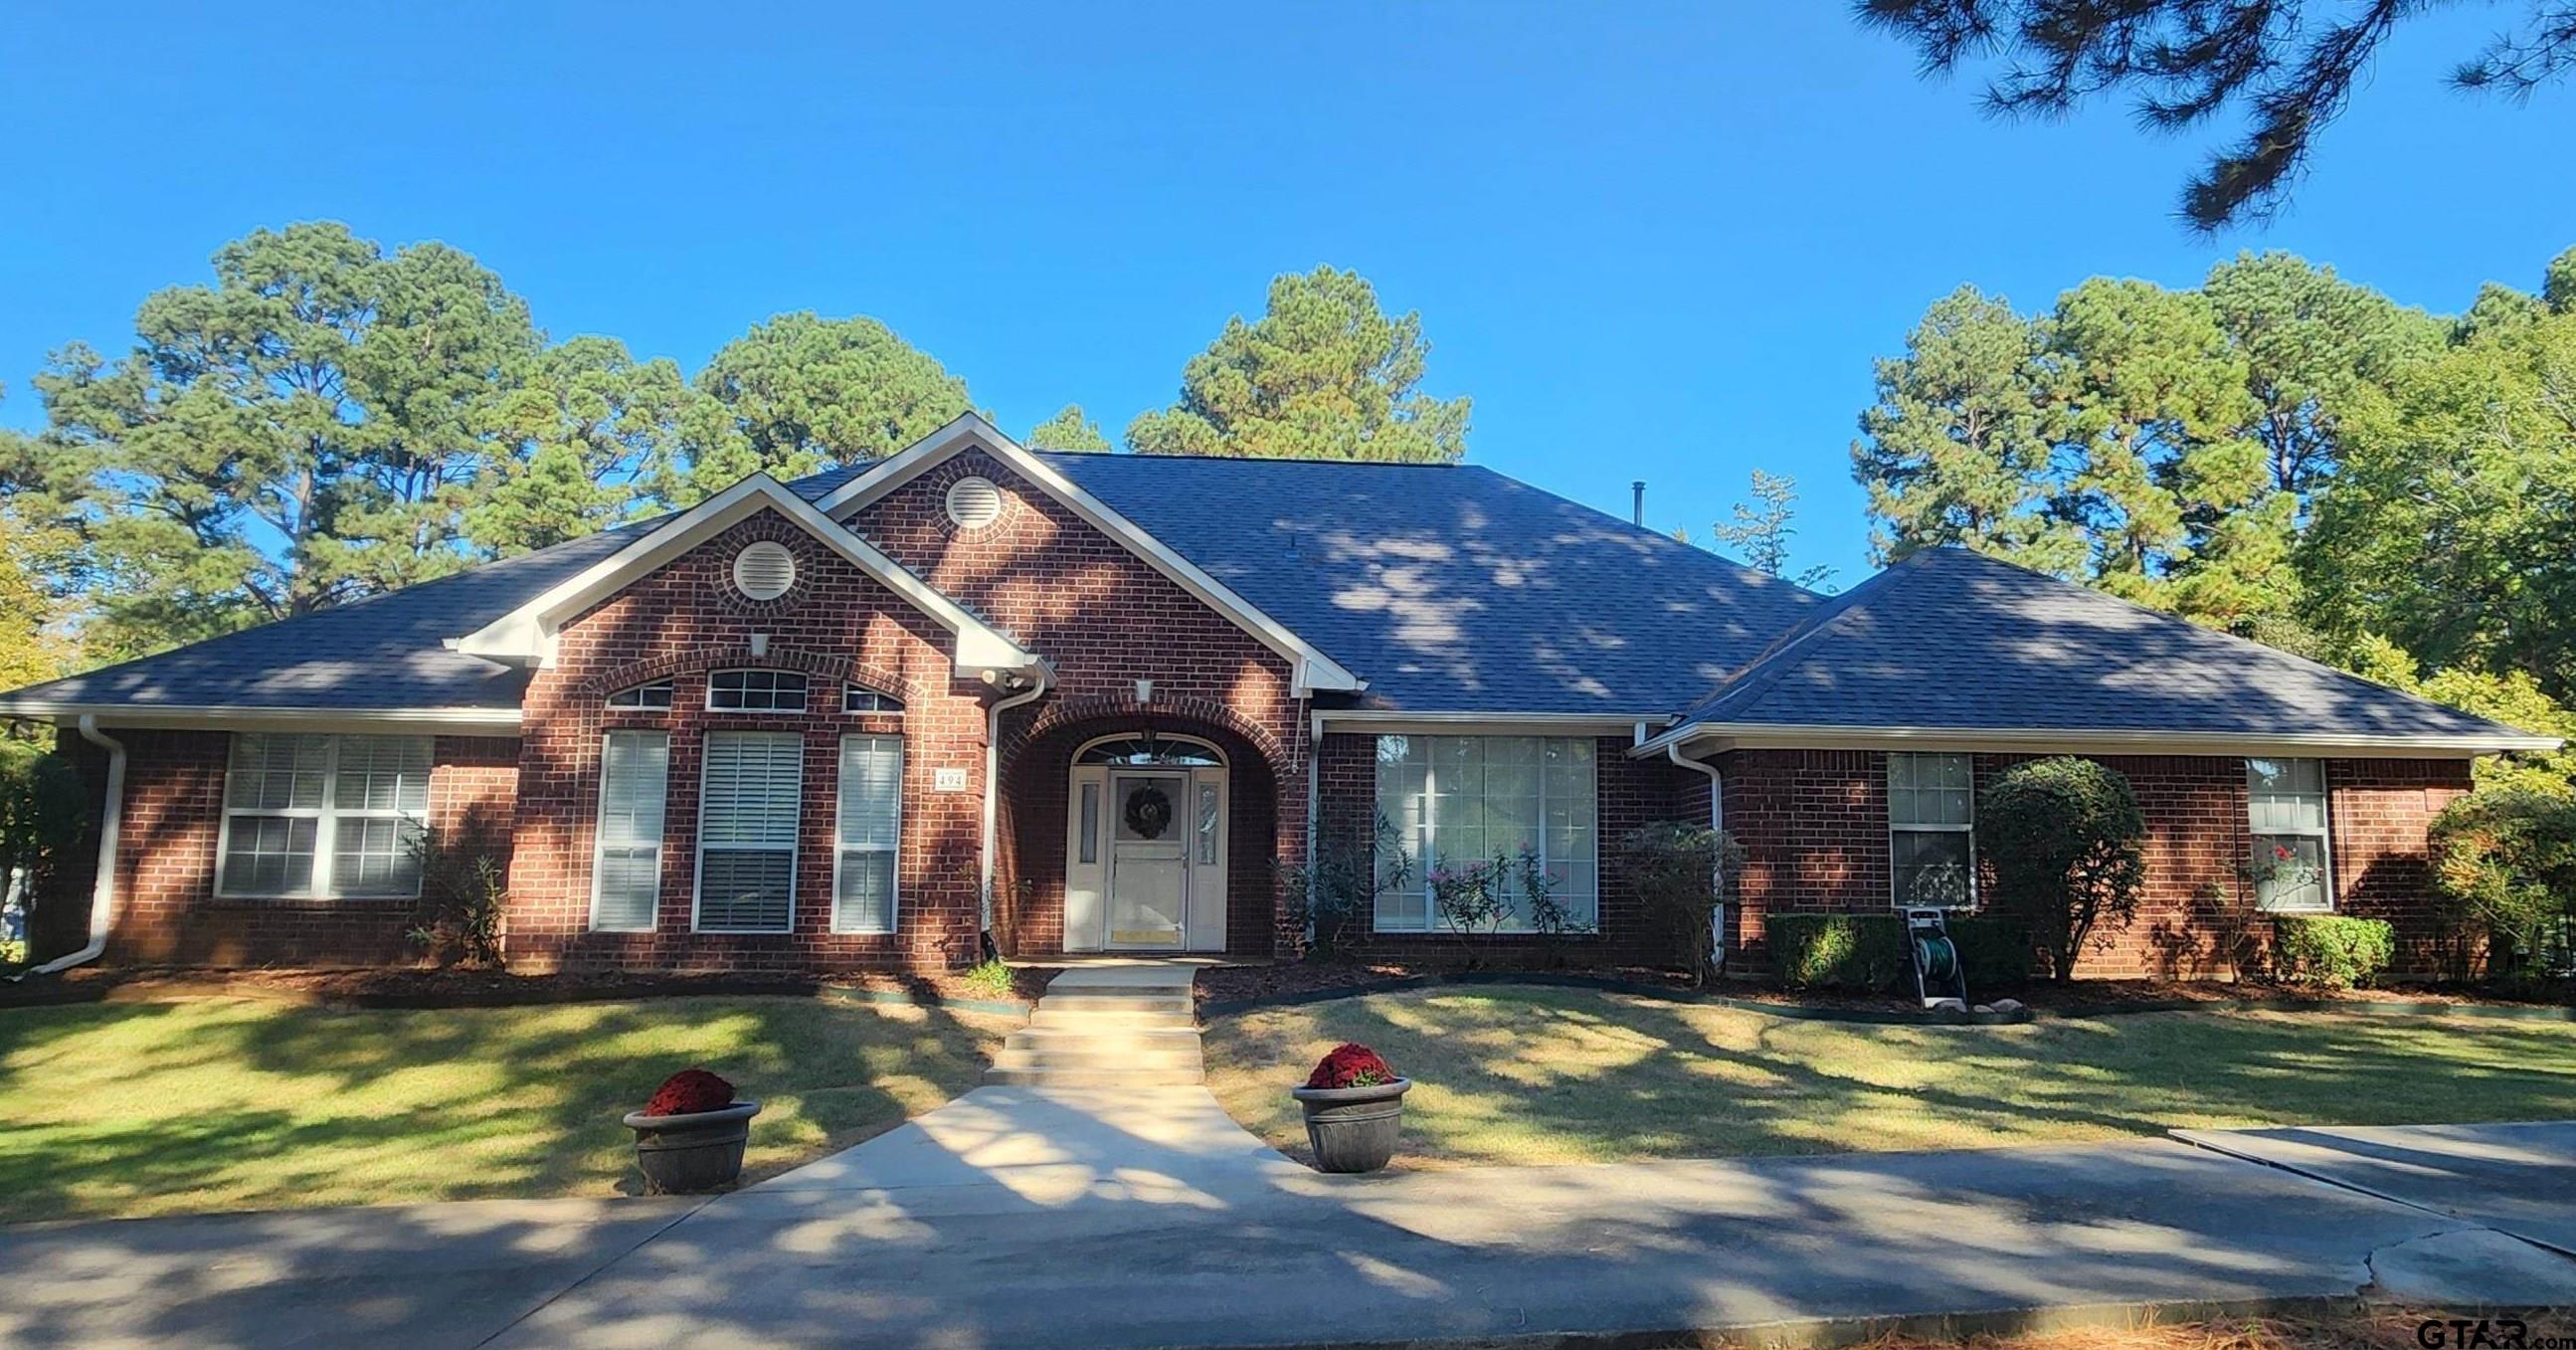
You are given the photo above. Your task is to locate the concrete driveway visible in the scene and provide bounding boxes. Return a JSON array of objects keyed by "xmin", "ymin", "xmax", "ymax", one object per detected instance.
[
  {"xmin": 2174, "ymin": 1120, "xmax": 2576, "ymax": 1255},
  {"xmin": 5, "ymin": 1106, "xmax": 2572, "ymax": 1350}
]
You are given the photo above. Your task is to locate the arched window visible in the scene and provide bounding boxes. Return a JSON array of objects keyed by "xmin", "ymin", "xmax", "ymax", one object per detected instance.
[
  {"xmin": 1076, "ymin": 734, "xmax": 1223, "ymax": 767},
  {"xmin": 843, "ymin": 684, "xmax": 905, "ymax": 714}
]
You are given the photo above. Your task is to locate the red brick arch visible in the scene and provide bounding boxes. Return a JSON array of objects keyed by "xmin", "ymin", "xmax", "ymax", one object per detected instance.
[
  {"xmin": 1009, "ymin": 690, "xmax": 1290, "ymax": 777},
  {"xmin": 580, "ymin": 647, "xmax": 928, "ymax": 709}
]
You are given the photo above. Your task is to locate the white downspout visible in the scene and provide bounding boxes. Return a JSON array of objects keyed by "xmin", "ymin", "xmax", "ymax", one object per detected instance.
[
  {"xmin": 14, "ymin": 716, "xmax": 126, "ymax": 980},
  {"xmin": 980, "ymin": 666, "xmax": 1051, "ymax": 942},
  {"xmin": 1665, "ymin": 739, "xmax": 1726, "ymax": 969}
]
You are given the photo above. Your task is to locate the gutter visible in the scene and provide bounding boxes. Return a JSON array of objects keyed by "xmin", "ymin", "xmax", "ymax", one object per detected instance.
[
  {"xmin": 980, "ymin": 665, "xmax": 1053, "ymax": 942},
  {"xmin": 1664, "ymin": 740, "xmax": 1728, "ymax": 970},
  {"xmin": 1632, "ymin": 719, "xmax": 2564, "ymax": 759},
  {"xmin": 10, "ymin": 715, "xmax": 125, "ymax": 981}
]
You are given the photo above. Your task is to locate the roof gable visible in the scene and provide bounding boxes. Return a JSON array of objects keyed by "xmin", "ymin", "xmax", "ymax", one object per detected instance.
[
  {"xmin": 1652, "ymin": 547, "xmax": 2557, "ymax": 754},
  {"xmin": 813, "ymin": 415, "xmax": 1365, "ymax": 695},
  {"xmin": 454, "ymin": 475, "xmax": 1037, "ymax": 677}
]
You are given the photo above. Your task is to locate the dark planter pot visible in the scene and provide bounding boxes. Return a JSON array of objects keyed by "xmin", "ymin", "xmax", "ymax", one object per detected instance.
[
  {"xmin": 1290, "ymin": 1078, "xmax": 1409, "ymax": 1174},
  {"xmin": 621, "ymin": 1099, "xmax": 762, "ymax": 1195}
]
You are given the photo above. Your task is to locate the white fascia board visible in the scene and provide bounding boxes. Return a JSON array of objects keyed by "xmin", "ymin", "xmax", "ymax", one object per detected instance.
[
  {"xmin": 452, "ymin": 474, "xmax": 1038, "ymax": 678},
  {"xmin": 0, "ymin": 703, "xmax": 524, "ymax": 735},
  {"xmin": 817, "ymin": 413, "xmax": 1366, "ymax": 694},
  {"xmin": 1315, "ymin": 709, "xmax": 1664, "ymax": 738},
  {"xmin": 1630, "ymin": 720, "xmax": 2563, "ymax": 760}
]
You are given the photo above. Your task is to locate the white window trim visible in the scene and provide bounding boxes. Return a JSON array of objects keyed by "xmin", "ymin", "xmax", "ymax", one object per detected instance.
[
  {"xmin": 831, "ymin": 733, "xmax": 904, "ymax": 935},
  {"xmin": 214, "ymin": 734, "xmax": 432, "ymax": 901},
  {"xmin": 2249, "ymin": 757, "xmax": 2335, "ymax": 913},
  {"xmin": 1373, "ymin": 734, "xmax": 1599, "ymax": 935},
  {"xmin": 589, "ymin": 729, "xmax": 669, "ymax": 933},
  {"xmin": 706, "ymin": 669, "xmax": 811, "ymax": 714},
  {"xmin": 1888, "ymin": 751, "xmax": 1976, "ymax": 909},
  {"xmin": 691, "ymin": 730, "xmax": 803, "ymax": 934}
]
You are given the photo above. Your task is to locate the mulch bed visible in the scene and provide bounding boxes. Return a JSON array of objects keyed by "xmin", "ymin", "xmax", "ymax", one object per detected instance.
[
  {"xmin": 0, "ymin": 963, "xmax": 1058, "ymax": 1012},
  {"xmin": 1194, "ymin": 958, "xmax": 2572, "ymax": 1018}
]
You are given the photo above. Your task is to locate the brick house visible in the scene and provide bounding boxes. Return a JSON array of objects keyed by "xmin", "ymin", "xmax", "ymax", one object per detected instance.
[{"xmin": 2, "ymin": 415, "xmax": 2555, "ymax": 978}]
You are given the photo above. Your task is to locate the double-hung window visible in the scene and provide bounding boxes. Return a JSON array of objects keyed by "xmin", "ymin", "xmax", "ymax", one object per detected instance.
[
  {"xmin": 833, "ymin": 735, "xmax": 903, "ymax": 933},
  {"xmin": 695, "ymin": 731, "xmax": 803, "ymax": 932},
  {"xmin": 591, "ymin": 730, "xmax": 670, "ymax": 931},
  {"xmin": 2248, "ymin": 757, "xmax": 2332, "ymax": 911},
  {"xmin": 1372, "ymin": 735, "xmax": 1596, "ymax": 932},
  {"xmin": 1888, "ymin": 752, "xmax": 1974, "ymax": 907},
  {"xmin": 218, "ymin": 734, "xmax": 432, "ymax": 898}
]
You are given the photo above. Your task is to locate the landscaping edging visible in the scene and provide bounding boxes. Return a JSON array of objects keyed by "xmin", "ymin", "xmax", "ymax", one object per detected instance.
[
  {"xmin": 0, "ymin": 969, "xmax": 1037, "ymax": 1017},
  {"xmin": 1197, "ymin": 970, "xmax": 2576, "ymax": 1026}
]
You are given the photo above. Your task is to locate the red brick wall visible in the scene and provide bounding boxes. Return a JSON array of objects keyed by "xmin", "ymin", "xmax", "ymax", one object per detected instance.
[
  {"xmin": 1720, "ymin": 748, "xmax": 2476, "ymax": 979},
  {"xmin": 509, "ymin": 507, "xmax": 989, "ymax": 973},
  {"xmin": 1310, "ymin": 731, "xmax": 1693, "ymax": 966},
  {"xmin": 845, "ymin": 449, "xmax": 1311, "ymax": 956},
  {"xmin": 77, "ymin": 730, "xmax": 519, "ymax": 968}
]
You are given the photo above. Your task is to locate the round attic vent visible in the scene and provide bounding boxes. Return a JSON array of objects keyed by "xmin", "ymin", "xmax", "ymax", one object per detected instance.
[
  {"xmin": 945, "ymin": 476, "xmax": 1005, "ymax": 530},
  {"xmin": 731, "ymin": 541, "xmax": 797, "ymax": 600}
]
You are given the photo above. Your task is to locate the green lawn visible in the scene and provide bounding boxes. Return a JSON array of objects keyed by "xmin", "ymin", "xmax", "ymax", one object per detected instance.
[
  {"xmin": 1204, "ymin": 985, "xmax": 2576, "ymax": 1167},
  {"xmin": 0, "ymin": 995, "xmax": 1012, "ymax": 1223}
]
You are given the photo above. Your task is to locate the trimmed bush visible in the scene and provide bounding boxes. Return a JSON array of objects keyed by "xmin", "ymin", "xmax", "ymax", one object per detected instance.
[
  {"xmin": 1980, "ymin": 757, "xmax": 2147, "ymax": 983},
  {"xmin": 2429, "ymin": 787, "xmax": 2576, "ymax": 973},
  {"xmin": 1947, "ymin": 915, "xmax": 2036, "ymax": 991},
  {"xmin": 2269, "ymin": 915, "xmax": 2397, "ymax": 989},
  {"xmin": 1767, "ymin": 914, "xmax": 1908, "ymax": 990}
]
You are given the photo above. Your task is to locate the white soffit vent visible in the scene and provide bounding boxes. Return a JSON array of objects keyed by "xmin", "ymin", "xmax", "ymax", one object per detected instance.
[
  {"xmin": 732, "ymin": 541, "xmax": 797, "ymax": 600},
  {"xmin": 945, "ymin": 476, "xmax": 1005, "ymax": 530}
]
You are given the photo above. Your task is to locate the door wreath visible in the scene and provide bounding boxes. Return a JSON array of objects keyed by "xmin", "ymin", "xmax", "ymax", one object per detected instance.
[{"xmin": 1124, "ymin": 783, "xmax": 1174, "ymax": 839}]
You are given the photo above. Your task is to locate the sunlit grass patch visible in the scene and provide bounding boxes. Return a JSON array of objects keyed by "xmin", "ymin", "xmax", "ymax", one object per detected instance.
[
  {"xmin": 1202, "ymin": 986, "xmax": 2576, "ymax": 1168},
  {"xmin": 0, "ymin": 994, "xmax": 1011, "ymax": 1222}
]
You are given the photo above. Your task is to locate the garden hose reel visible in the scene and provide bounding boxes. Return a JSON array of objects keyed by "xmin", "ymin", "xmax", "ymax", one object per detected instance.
[{"xmin": 1904, "ymin": 907, "xmax": 1969, "ymax": 1012}]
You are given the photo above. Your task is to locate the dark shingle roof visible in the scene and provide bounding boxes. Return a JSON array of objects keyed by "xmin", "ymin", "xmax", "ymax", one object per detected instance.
[
  {"xmin": 0, "ymin": 522, "xmax": 656, "ymax": 713},
  {"xmin": 1673, "ymin": 547, "xmax": 2523, "ymax": 741},
  {"xmin": 1039, "ymin": 453, "xmax": 1825, "ymax": 713}
]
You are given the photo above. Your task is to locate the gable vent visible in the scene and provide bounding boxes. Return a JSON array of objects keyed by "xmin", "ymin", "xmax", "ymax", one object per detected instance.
[
  {"xmin": 945, "ymin": 476, "xmax": 1005, "ymax": 530},
  {"xmin": 731, "ymin": 541, "xmax": 798, "ymax": 601}
]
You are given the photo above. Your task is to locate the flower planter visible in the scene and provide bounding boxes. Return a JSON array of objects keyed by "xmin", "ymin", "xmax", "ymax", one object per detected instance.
[
  {"xmin": 621, "ymin": 1099, "xmax": 762, "ymax": 1194},
  {"xmin": 1290, "ymin": 1077, "xmax": 1409, "ymax": 1173}
]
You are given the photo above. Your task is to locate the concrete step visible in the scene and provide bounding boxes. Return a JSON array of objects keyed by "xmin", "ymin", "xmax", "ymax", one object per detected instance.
[
  {"xmin": 982, "ymin": 1064, "xmax": 1206, "ymax": 1087},
  {"xmin": 1004, "ymin": 1025, "xmax": 1201, "ymax": 1050},
  {"xmin": 1034, "ymin": 991, "xmax": 1194, "ymax": 1014},
  {"xmin": 1025, "ymin": 1008, "xmax": 1196, "ymax": 1032},
  {"xmin": 991, "ymin": 1045, "xmax": 1205, "ymax": 1072}
]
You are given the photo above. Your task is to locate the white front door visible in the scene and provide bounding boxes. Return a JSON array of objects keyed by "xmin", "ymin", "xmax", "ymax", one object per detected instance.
[
  {"xmin": 1064, "ymin": 753, "xmax": 1227, "ymax": 952},
  {"xmin": 1107, "ymin": 772, "xmax": 1188, "ymax": 949}
]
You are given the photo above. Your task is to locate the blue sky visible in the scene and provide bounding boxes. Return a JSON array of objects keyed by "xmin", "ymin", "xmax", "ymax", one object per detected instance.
[{"xmin": 1, "ymin": 3, "xmax": 2567, "ymax": 583}]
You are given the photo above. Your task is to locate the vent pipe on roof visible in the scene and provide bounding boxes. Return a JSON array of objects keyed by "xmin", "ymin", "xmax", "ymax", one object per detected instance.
[{"xmin": 1631, "ymin": 481, "xmax": 1646, "ymax": 526}]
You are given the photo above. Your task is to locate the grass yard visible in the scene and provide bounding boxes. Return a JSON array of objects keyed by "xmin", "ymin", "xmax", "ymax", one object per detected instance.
[
  {"xmin": 0, "ymin": 994, "xmax": 1011, "ymax": 1223},
  {"xmin": 1204, "ymin": 985, "xmax": 2576, "ymax": 1167}
]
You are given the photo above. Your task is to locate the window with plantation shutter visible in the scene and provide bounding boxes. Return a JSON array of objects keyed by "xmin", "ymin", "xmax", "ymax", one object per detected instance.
[
  {"xmin": 218, "ymin": 733, "xmax": 431, "ymax": 898},
  {"xmin": 591, "ymin": 730, "xmax": 669, "ymax": 932},
  {"xmin": 834, "ymin": 735, "xmax": 903, "ymax": 933},
  {"xmin": 696, "ymin": 731, "xmax": 803, "ymax": 932}
]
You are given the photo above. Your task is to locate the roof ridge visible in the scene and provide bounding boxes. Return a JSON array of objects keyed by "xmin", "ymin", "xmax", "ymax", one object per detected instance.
[
  {"xmin": 1034, "ymin": 449, "xmax": 1473, "ymax": 467},
  {"xmin": 1678, "ymin": 550, "xmax": 1941, "ymax": 723}
]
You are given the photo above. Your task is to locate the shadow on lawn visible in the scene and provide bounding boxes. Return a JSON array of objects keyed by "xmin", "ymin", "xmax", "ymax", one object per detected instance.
[
  {"xmin": 0, "ymin": 994, "xmax": 1006, "ymax": 1222},
  {"xmin": 1210, "ymin": 986, "xmax": 2576, "ymax": 1164}
]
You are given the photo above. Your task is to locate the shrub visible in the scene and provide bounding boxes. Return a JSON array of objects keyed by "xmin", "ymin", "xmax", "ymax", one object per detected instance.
[
  {"xmin": 1767, "ymin": 913, "xmax": 1908, "ymax": 990},
  {"xmin": 2429, "ymin": 787, "xmax": 2576, "ymax": 973},
  {"xmin": 406, "ymin": 832, "xmax": 508, "ymax": 967},
  {"xmin": 1279, "ymin": 815, "xmax": 1409, "ymax": 958},
  {"xmin": 1979, "ymin": 757, "xmax": 2147, "ymax": 983},
  {"xmin": 1429, "ymin": 858, "xmax": 1508, "ymax": 963},
  {"xmin": 959, "ymin": 957, "xmax": 1017, "ymax": 1000},
  {"xmin": 1306, "ymin": 1043, "xmax": 1396, "ymax": 1089},
  {"xmin": 2270, "ymin": 915, "xmax": 2397, "ymax": 989},
  {"xmin": 1615, "ymin": 821, "xmax": 1744, "ymax": 986},
  {"xmin": 643, "ymin": 1067, "xmax": 735, "ymax": 1117},
  {"xmin": 1946, "ymin": 915, "xmax": 2036, "ymax": 991}
]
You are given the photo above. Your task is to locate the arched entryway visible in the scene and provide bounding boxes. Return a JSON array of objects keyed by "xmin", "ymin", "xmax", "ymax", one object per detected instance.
[
  {"xmin": 995, "ymin": 712, "xmax": 1280, "ymax": 959},
  {"xmin": 1065, "ymin": 733, "xmax": 1227, "ymax": 951}
]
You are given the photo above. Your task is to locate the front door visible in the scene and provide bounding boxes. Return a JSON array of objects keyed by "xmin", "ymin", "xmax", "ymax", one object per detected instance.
[{"xmin": 1107, "ymin": 773, "xmax": 1188, "ymax": 948}]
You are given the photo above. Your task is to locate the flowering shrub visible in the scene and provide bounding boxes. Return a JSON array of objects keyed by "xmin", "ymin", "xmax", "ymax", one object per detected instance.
[
  {"xmin": 1306, "ymin": 1043, "xmax": 1396, "ymax": 1089},
  {"xmin": 642, "ymin": 1067, "xmax": 736, "ymax": 1117}
]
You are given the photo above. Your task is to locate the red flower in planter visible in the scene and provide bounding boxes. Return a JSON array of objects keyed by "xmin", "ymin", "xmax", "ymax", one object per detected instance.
[
  {"xmin": 643, "ymin": 1067, "xmax": 736, "ymax": 1117},
  {"xmin": 1307, "ymin": 1043, "xmax": 1397, "ymax": 1089}
]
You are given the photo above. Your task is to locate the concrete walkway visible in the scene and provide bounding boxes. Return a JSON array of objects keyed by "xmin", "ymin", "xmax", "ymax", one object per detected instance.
[{"xmin": 11, "ymin": 1115, "xmax": 2570, "ymax": 1350}]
